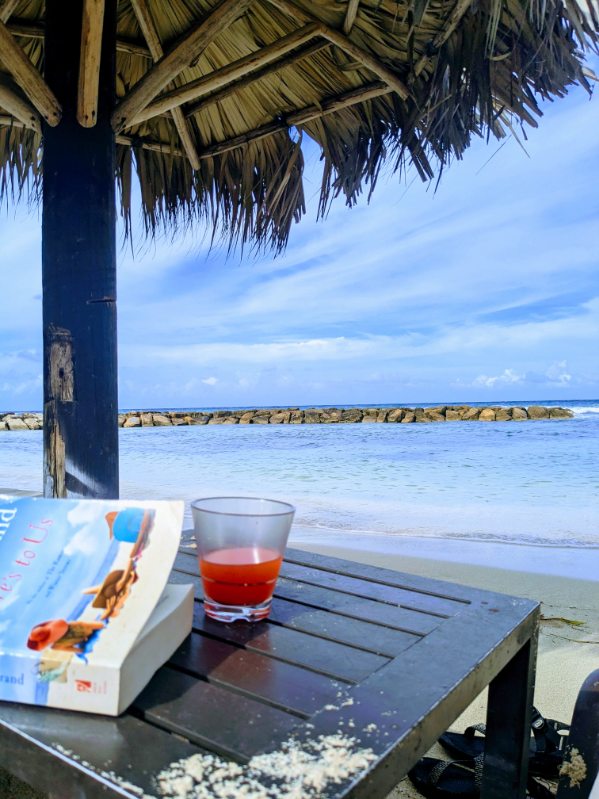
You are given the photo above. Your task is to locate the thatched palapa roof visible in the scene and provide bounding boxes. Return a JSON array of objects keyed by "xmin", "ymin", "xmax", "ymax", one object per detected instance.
[{"xmin": 0, "ymin": 0, "xmax": 598, "ymax": 250}]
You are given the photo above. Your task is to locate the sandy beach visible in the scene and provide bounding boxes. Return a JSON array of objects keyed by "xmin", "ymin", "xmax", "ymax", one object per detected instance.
[{"xmin": 290, "ymin": 532, "xmax": 599, "ymax": 798}]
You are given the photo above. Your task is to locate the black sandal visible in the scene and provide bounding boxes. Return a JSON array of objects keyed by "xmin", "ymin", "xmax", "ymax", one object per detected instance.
[
  {"xmin": 408, "ymin": 756, "xmax": 556, "ymax": 798},
  {"xmin": 408, "ymin": 757, "xmax": 480, "ymax": 798},
  {"xmin": 439, "ymin": 707, "xmax": 569, "ymax": 778}
]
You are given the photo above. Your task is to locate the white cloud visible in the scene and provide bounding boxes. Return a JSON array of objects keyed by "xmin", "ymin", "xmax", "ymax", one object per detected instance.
[
  {"xmin": 544, "ymin": 361, "xmax": 572, "ymax": 385},
  {"xmin": 64, "ymin": 502, "xmax": 108, "ymax": 556},
  {"xmin": 201, "ymin": 376, "xmax": 218, "ymax": 386},
  {"xmin": 471, "ymin": 361, "xmax": 576, "ymax": 390},
  {"xmin": 473, "ymin": 369, "xmax": 524, "ymax": 388},
  {"xmin": 66, "ymin": 501, "xmax": 101, "ymax": 528},
  {"xmin": 63, "ymin": 527, "xmax": 101, "ymax": 557},
  {"xmin": 142, "ymin": 336, "xmax": 376, "ymax": 366}
]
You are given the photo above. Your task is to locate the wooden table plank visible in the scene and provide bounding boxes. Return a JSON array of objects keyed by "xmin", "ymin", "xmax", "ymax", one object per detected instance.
[
  {"xmin": 170, "ymin": 631, "xmax": 348, "ymax": 716},
  {"xmin": 178, "ymin": 543, "xmax": 479, "ymax": 604},
  {"xmin": 267, "ymin": 599, "xmax": 422, "ymax": 658},
  {"xmin": 284, "ymin": 547, "xmax": 481, "ymax": 603},
  {"xmin": 171, "ymin": 567, "xmax": 423, "ymax": 657},
  {"xmin": 134, "ymin": 667, "xmax": 300, "ymax": 760},
  {"xmin": 274, "ymin": 576, "xmax": 442, "ymax": 634},
  {"xmin": 170, "ymin": 572, "xmax": 422, "ymax": 657},
  {"xmin": 279, "ymin": 560, "xmax": 464, "ymax": 617},
  {"xmin": 194, "ymin": 606, "xmax": 391, "ymax": 683}
]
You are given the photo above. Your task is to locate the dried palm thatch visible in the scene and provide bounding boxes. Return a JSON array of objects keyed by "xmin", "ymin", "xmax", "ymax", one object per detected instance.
[{"xmin": 0, "ymin": 0, "xmax": 597, "ymax": 251}]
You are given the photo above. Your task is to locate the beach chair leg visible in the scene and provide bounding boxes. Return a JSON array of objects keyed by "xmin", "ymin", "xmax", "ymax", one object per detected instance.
[
  {"xmin": 557, "ymin": 668, "xmax": 599, "ymax": 798},
  {"xmin": 480, "ymin": 631, "xmax": 538, "ymax": 799}
]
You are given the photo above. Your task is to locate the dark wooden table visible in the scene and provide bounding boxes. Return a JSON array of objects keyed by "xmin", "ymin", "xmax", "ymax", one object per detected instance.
[{"xmin": 0, "ymin": 546, "xmax": 539, "ymax": 799}]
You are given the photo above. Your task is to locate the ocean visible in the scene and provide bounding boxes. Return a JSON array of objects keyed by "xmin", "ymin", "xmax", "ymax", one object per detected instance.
[{"xmin": 2, "ymin": 400, "xmax": 598, "ymax": 552}]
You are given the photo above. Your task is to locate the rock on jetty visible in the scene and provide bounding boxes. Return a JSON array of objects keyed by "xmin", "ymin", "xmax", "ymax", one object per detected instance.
[
  {"xmin": 0, "ymin": 406, "xmax": 573, "ymax": 431},
  {"xmin": 0, "ymin": 413, "xmax": 44, "ymax": 430}
]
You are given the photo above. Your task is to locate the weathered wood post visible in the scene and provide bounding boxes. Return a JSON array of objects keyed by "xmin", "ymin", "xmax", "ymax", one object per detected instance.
[{"xmin": 42, "ymin": 0, "xmax": 119, "ymax": 498}]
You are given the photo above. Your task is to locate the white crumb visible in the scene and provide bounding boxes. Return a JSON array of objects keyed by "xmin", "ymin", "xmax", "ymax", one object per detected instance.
[
  {"xmin": 53, "ymin": 731, "xmax": 377, "ymax": 799},
  {"xmin": 156, "ymin": 734, "xmax": 376, "ymax": 799},
  {"xmin": 559, "ymin": 747, "xmax": 587, "ymax": 788}
]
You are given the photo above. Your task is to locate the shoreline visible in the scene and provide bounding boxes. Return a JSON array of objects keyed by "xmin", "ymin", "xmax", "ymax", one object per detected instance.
[{"xmin": 289, "ymin": 528, "xmax": 599, "ymax": 582}]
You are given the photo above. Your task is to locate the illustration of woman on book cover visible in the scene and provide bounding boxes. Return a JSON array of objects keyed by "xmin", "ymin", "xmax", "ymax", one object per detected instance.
[{"xmin": 25, "ymin": 507, "xmax": 155, "ymax": 675}]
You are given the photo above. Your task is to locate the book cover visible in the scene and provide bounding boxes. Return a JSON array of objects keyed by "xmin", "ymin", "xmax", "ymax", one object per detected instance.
[{"xmin": 0, "ymin": 496, "xmax": 193, "ymax": 714}]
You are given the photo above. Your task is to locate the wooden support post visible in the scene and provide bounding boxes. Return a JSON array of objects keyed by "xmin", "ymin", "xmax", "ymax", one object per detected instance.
[
  {"xmin": 0, "ymin": 19, "xmax": 62, "ymax": 124},
  {"xmin": 78, "ymin": 0, "xmax": 105, "ymax": 127},
  {"xmin": 481, "ymin": 636, "xmax": 537, "ymax": 799},
  {"xmin": 0, "ymin": 114, "xmax": 27, "ymax": 127},
  {"xmin": 0, "ymin": 0, "xmax": 19, "ymax": 23},
  {"xmin": 42, "ymin": 0, "xmax": 119, "ymax": 498},
  {"xmin": 343, "ymin": 0, "xmax": 360, "ymax": 34},
  {"xmin": 130, "ymin": 0, "xmax": 200, "ymax": 169},
  {"xmin": 0, "ymin": 75, "xmax": 41, "ymax": 131}
]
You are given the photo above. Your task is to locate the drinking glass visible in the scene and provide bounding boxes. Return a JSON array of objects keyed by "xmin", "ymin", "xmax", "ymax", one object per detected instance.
[{"xmin": 190, "ymin": 497, "xmax": 295, "ymax": 622}]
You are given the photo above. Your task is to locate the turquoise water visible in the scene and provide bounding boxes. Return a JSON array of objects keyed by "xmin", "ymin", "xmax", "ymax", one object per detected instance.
[{"xmin": 2, "ymin": 400, "xmax": 598, "ymax": 549}]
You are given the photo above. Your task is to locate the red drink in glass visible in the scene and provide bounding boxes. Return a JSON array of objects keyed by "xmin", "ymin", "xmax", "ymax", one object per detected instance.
[
  {"xmin": 191, "ymin": 497, "xmax": 295, "ymax": 622},
  {"xmin": 200, "ymin": 546, "xmax": 283, "ymax": 607}
]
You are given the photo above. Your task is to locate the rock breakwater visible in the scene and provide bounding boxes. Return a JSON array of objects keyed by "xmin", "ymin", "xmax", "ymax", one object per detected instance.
[{"xmin": 0, "ymin": 405, "xmax": 573, "ymax": 431}]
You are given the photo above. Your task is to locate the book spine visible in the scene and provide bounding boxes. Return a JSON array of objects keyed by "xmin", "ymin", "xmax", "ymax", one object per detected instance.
[{"xmin": 44, "ymin": 660, "xmax": 121, "ymax": 714}]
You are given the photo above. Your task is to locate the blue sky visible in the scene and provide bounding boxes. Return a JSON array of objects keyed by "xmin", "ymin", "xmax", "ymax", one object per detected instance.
[{"xmin": 1, "ymin": 76, "xmax": 598, "ymax": 411}]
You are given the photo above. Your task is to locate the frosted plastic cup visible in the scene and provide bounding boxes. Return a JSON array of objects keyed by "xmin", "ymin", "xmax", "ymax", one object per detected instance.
[{"xmin": 191, "ymin": 497, "xmax": 295, "ymax": 622}]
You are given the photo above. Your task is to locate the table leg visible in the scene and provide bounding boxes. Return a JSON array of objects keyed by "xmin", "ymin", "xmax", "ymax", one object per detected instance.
[{"xmin": 480, "ymin": 629, "xmax": 538, "ymax": 799}]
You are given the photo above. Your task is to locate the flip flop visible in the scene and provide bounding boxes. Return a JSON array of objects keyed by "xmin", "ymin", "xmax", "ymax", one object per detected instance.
[
  {"xmin": 439, "ymin": 707, "xmax": 569, "ymax": 778},
  {"xmin": 408, "ymin": 756, "xmax": 556, "ymax": 798}
]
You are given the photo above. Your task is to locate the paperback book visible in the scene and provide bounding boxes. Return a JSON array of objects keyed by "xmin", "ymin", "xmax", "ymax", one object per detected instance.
[{"xmin": 0, "ymin": 496, "xmax": 194, "ymax": 715}]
